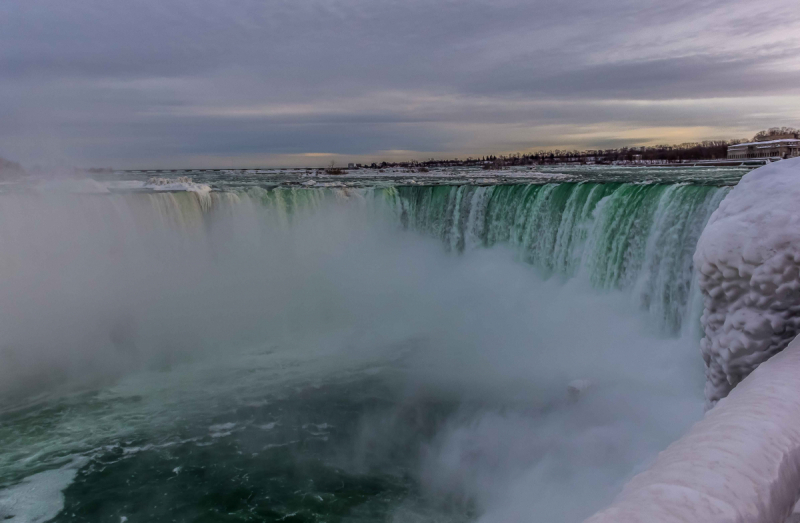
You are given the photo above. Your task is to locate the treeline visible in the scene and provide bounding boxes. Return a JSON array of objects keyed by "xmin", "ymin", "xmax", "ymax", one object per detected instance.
[
  {"xmin": 754, "ymin": 127, "xmax": 799, "ymax": 141},
  {"xmin": 530, "ymin": 140, "xmax": 738, "ymax": 164},
  {"xmin": 358, "ymin": 140, "xmax": 745, "ymax": 170},
  {"xmin": 356, "ymin": 128, "xmax": 798, "ymax": 169}
]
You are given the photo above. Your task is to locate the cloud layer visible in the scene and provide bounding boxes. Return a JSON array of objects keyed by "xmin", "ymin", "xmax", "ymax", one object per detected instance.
[{"xmin": 1, "ymin": 0, "xmax": 799, "ymax": 167}]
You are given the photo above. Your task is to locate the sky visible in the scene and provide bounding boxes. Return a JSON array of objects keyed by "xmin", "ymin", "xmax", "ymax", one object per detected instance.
[{"xmin": 1, "ymin": 0, "xmax": 800, "ymax": 168}]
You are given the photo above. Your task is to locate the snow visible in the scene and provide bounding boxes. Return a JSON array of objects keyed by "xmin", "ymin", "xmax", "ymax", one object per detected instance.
[
  {"xmin": 694, "ymin": 157, "xmax": 800, "ymax": 406},
  {"xmin": 729, "ymin": 139, "xmax": 800, "ymax": 148},
  {"xmin": 584, "ymin": 334, "xmax": 800, "ymax": 523}
]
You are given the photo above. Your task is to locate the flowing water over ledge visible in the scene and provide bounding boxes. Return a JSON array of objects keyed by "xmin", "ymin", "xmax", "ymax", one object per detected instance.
[
  {"xmin": 0, "ymin": 172, "xmax": 734, "ymax": 523},
  {"xmin": 390, "ymin": 183, "xmax": 728, "ymax": 334}
]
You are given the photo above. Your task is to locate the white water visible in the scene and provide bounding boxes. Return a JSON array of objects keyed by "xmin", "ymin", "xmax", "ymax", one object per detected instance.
[
  {"xmin": 0, "ymin": 459, "xmax": 86, "ymax": 523},
  {"xmin": 0, "ymin": 187, "xmax": 707, "ymax": 522}
]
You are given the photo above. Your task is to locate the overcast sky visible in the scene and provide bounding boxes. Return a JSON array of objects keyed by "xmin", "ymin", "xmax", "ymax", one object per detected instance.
[{"xmin": 1, "ymin": 0, "xmax": 799, "ymax": 168}]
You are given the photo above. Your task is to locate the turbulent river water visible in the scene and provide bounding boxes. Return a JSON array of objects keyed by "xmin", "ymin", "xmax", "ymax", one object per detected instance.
[{"xmin": 0, "ymin": 167, "xmax": 747, "ymax": 523}]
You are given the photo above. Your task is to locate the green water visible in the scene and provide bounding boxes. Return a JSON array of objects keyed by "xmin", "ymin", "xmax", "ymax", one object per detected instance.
[{"xmin": 390, "ymin": 182, "xmax": 727, "ymax": 333}]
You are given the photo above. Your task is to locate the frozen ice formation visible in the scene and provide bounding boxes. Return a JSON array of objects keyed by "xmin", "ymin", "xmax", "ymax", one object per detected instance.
[
  {"xmin": 584, "ymin": 334, "xmax": 800, "ymax": 523},
  {"xmin": 694, "ymin": 158, "xmax": 800, "ymax": 407}
]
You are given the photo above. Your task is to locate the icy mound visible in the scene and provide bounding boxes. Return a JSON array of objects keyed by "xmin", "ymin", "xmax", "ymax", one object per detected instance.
[
  {"xmin": 145, "ymin": 176, "xmax": 211, "ymax": 194},
  {"xmin": 584, "ymin": 335, "xmax": 800, "ymax": 523},
  {"xmin": 694, "ymin": 158, "xmax": 800, "ymax": 406}
]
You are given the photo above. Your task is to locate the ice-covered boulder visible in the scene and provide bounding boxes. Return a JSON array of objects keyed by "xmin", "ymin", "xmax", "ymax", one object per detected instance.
[{"xmin": 694, "ymin": 157, "xmax": 800, "ymax": 407}]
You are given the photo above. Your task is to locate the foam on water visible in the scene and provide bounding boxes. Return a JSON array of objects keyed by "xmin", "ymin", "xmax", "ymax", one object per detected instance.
[{"xmin": 0, "ymin": 459, "xmax": 86, "ymax": 523}]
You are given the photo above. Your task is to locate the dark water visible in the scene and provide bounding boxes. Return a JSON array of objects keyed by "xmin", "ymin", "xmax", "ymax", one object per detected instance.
[{"xmin": 54, "ymin": 377, "xmax": 435, "ymax": 523}]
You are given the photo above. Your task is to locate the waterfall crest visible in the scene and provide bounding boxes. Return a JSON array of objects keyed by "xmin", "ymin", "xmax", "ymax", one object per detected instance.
[
  {"xmin": 390, "ymin": 183, "xmax": 728, "ymax": 333},
  {"xmin": 44, "ymin": 182, "xmax": 727, "ymax": 335}
]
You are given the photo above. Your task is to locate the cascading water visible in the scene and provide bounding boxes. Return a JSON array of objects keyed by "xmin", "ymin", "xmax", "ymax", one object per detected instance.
[
  {"xmin": 0, "ymin": 177, "xmax": 730, "ymax": 523},
  {"xmin": 388, "ymin": 183, "xmax": 728, "ymax": 334},
  {"xmin": 195, "ymin": 181, "xmax": 727, "ymax": 335},
  {"xmin": 102, "ymin": 182, "xmax": 728, "ymax": 337}
]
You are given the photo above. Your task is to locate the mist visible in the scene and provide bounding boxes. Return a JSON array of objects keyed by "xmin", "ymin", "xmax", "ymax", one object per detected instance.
[{"xmin": 0, "ymin": 185, "xmax": 704, "ymax": 521}]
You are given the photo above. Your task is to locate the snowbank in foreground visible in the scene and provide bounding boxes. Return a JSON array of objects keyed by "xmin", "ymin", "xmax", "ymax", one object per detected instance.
[
  {"xmin": 584, "ymin": 334, "xmax": 800, "ymax": 523},
  {"xmin": 694, "ymin": 157, "xmax": 800, "ymax": 406}
]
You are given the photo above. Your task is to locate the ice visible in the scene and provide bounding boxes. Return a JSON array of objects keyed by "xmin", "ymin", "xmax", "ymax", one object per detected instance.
[
  {"xmin": 694, "ymin": 157, "xmax": 800, "ymax": 406},
  {"xmin": 585, "ymin": 335, "xmax": 800, "ymax": 523}
]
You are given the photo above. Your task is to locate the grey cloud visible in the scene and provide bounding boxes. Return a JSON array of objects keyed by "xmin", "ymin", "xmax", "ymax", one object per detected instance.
[
  {"xmin": 1, "ymin": 0, "xmax": 798, "ymax": 167},
  {"xmin": 468, "ymin": 52, "xmax": 800, "ymax": 100}
]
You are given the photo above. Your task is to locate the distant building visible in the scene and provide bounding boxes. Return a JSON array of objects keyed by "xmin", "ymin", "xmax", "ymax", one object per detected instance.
[{"xmin": 727, "ymin": 133, "xmax": 800, "ymax": 160}]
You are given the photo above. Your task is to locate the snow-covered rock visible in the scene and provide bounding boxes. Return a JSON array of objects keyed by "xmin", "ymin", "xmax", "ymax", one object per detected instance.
[
  {"xmin": 584, "ymin": 334, "xmax": 800, "ymax": 523},
  {"xmin": 694, "ymin": 157, "xmax": 800, "ymax": 407}
]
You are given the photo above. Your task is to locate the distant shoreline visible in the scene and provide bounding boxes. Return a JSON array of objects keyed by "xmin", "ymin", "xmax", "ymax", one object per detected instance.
[{"xmin": 114, "ymin": 159, "xmax": 768, "ymax": 174}]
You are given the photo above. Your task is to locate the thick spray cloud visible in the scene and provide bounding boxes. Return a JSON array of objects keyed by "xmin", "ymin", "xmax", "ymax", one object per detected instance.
[{"xmin": 0, "ymin": 188, "xmax": 703, "ymax": 522}]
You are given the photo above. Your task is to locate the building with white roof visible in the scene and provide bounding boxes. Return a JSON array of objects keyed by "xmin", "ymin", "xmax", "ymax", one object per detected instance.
[{"xmin": 727, "ymin": 133, "xmax": 800, "ymax": 160}]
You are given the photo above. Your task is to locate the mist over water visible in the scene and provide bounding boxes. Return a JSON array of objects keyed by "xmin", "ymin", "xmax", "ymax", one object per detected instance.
[{"xmin": 0, "ymin": 184, "xmax": 709, "ymax": 522}]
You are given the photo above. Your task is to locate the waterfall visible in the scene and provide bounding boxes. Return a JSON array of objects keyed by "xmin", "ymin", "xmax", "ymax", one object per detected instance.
[
  {"xmin": 389, "ymin": 183, "xmax": 729, "ymax": 333},
  {"xmin": 0, "ymin": 180, "xmax": 730, "ymax": 523},
  {"xmin": 130, "ymin": 182, "xmax": 728, "ymax": 335},
  {"xmin": 0, "ymin": 182, "xmax": 727, "ymax": 341},
  {"xmin": 54, "ymin": 182, "xmax": 727, "ymax": 335}
]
